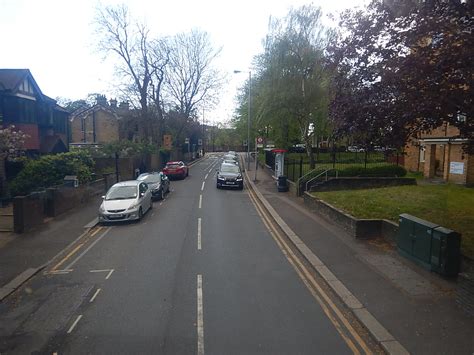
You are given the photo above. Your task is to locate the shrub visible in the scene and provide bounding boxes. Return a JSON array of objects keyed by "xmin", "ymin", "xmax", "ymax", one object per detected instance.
[
  {"xmin": 8, "ymin": 151, "xmax": 94, "ymax": 197},
  {"xmin": 337, "ymin": 165, "xmax": 407, "ymax": 177}
]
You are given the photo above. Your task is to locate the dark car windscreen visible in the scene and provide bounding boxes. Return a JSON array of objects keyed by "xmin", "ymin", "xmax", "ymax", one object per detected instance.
[
  {"xmin": 106, "ymin": 186, "xmax": 138, "ymax": 200},
  {"xmin": 220, "ymin": 165, "xmax": 240, "ymax": 174},
  {"xmin": 139, "ymin": 174, "xmax": 161, "ymax": 183}
]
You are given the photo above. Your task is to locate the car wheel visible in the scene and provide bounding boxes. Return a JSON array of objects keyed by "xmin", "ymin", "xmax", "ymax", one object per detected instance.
[
  {"xmin": 138, "ymin": 207, "xmax": 143, "ymax": 221},
  {"xmin": 186, "ymin": 169, "xmax": 189, "ymax": 177},
  {"xmin": 160, "ymin": 188, "xmax": 164, "ymax": 200},
  {"xmin": 216, "ymin": 183, "xmax": 220, "ymax": 189},
  {"xmin": 149, "ymin": 199, "xmax": 153, "ymax": 209},
  {"xmin": 239, "ymin": 184, "xmax": 244, "ymax": 190}
]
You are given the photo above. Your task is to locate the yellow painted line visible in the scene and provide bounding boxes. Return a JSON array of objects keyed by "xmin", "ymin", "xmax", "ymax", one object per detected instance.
[
  {"xmin": 90, "ymin": 226, "xmax": 103, "ymax": 237},
  {"xmin": 51, "ymin": 243, "xmax": 84, "ymax": 271},
  {"xmin": 247, "ymin": 187, "xmax": 372, "ymax": 355}
]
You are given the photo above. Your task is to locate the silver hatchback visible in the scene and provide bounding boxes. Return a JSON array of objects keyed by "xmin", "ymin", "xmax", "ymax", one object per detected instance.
[{"xmin": 99, "ymin": 180, "xmax": 152, "ymax": 223}]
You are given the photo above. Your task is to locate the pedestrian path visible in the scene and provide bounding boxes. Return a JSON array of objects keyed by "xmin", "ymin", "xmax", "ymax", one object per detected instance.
[{"xmin": 248, "ymin": 161, "xmax": 474, "ymax": 355}]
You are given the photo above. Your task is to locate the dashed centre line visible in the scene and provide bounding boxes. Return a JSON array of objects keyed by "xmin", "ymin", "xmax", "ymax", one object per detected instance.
[
  {"xmin": 198, "ymin": 218, "xmax": 202, "ymax": 250},
  {"xmin": 67, "ymin": 315, "xmax": 83, "ymax": 334},
  {"xmin": 204, "ymin": 173, "xmax": 209, "ymax": 180},
  {"xmin": 201, "ymin": 181, "xmax": 205, "ymax": 191},
  {"xmin": 199, "ymin": 195, "xmax": 202, "ymax": 209},
  {"xmin": 197, "ymin": 274, "xmax": 204, "ymax": 355}
]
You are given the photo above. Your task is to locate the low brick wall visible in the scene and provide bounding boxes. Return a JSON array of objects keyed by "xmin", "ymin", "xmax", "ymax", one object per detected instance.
[
  {"xmin": 13, "ymin": 191, "xmax": 47, "ymax": 233},
  {"xmin": 303, "ymin": 192, "xmax": 398, "ymax": 241},
  {"xmin": 310, "ymin": 177, "xmax": 416, "ymax": 192},
  {"xmin": 13, "ymin": 179, "xmax": 107, "ymax": 233}
]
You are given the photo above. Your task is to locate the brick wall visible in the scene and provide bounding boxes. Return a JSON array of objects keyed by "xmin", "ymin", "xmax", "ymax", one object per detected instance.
[
  {"xmin": 446, "ymin": 144, "xmax": 469, "ymax": 184},
  {"xmin": 70, "ymin": 110, "xmax": 119, "ymax": 144}
]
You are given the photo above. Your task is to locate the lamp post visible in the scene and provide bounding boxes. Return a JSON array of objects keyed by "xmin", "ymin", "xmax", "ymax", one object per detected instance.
[{"xmin": 234, "ymin": 70, "xmax": 251, "ymax": 171}]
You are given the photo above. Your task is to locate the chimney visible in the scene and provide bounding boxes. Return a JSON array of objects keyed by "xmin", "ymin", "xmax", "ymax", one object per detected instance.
[
  {"xmin": 110, "ymin": 98, "xmax": 117, "ymax": 108},
  {"xmin": 96, "ymin": 94, "xmax": 107, "ymax": 106},
  {"xmin": 119, "ymin": 101, "xmax": 129, "ymax": 110}
]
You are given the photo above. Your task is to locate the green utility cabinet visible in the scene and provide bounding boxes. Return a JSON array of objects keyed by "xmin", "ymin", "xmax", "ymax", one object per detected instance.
[
  {"xmin": 397, "ymin": 214, "xmax": 461, "ymax": 276},
  {"xmin": 431, "ymin": 226, "xmax": 461, "ymax": 276}
]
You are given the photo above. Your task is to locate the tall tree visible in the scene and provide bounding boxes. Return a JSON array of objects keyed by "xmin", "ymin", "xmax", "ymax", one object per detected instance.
[
  {"xmin": 94, "ymin": 4, "xmax": 169, "ymax": 144},
  {"xmin": 165, "ymin": 29, "xmax": 223, "ymax": 119},
  {"xmin": 251, "ymin": 5, "xmax": 332, "ymax": 168},
  {"xmin": 329, "ymin": 0, "xmax": 473, "ymax": 152}
]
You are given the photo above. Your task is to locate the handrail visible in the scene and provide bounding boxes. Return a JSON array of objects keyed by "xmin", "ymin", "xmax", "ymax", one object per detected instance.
[
  {"xmin": 305, "ymin": 168, "xmax": 338, "ymax": 193},
  {"xmin": 296, "ymin": 168, "xmax": 321, "ymax": 196}
]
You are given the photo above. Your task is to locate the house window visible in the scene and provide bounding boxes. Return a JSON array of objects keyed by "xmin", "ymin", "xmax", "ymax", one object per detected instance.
[
  {"xmin": 457, "ymin": 112, "xmax": 467, "ymax": 123},
  {"xmin": 419, "ymin": 145, "xmax": 426, "ymax": 163}
]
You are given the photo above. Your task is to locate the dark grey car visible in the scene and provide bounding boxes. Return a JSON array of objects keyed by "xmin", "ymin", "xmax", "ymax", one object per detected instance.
[
  {"xmin": 216, "ymin": 163, "xmax": 243, "ymax": 190},
  {"xmin": 137, "ymin": 172, "xmax": 170, "ymax": 200}
]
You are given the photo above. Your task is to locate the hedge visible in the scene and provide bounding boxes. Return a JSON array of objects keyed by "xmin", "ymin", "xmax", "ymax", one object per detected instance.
[
  {"xmin": 337, "ymin": 165, "xmax": 407, "ymax": 177},
  {"xmin": 9, "ymin": 151, "xmax": 94, "ymax": 197}
]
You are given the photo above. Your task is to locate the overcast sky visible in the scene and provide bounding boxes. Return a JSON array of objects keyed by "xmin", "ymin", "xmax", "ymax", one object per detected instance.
[{"xmin": 0, "ymin": 0, "xmax": 366, "ymax": 124}]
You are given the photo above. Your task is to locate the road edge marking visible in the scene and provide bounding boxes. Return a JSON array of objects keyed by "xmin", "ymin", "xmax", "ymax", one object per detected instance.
[{"xmin": 244, "ymin": 171, "xmax": 409, "ymax": 355}]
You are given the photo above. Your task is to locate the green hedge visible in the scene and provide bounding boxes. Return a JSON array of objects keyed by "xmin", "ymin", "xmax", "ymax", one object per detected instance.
[
  {"xmin": 9, "ymin": 151, "xmax": 94, "ymax": 197},
  {"xmin": 337, "ymin": 165, "xmax": 407, "ymax": 177}
]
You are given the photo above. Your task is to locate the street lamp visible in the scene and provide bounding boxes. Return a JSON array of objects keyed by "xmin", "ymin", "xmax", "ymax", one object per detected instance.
[{"xmin": 234, "ymin": 70, "xmax": 251, "ymax": 171}]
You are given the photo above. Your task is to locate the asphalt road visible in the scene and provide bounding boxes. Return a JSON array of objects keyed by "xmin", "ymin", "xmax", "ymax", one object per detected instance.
[{"xmin": 0, "ymin": 154, "xmax": 358, "ymax": 354}]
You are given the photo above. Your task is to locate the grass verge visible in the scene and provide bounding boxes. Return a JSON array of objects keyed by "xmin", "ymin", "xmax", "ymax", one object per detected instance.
[{"xmin": 312, "ymin": 184, "xmax": 474, "ymax": 259}]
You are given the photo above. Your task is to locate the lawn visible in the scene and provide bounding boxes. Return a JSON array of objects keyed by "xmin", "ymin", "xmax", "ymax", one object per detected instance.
[{"xmin": 312, "ymin": 184, "xmax": 474, "ymax": 258}]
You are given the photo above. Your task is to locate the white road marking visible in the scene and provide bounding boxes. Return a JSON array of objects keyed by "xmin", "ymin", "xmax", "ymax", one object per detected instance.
[
  {"xmin": 198, "ymin": 218, "xmax": 202, "ymax": 250},
  {"xmin": 197, "ymin": 274, "xmax": 204, "ymax": 355},
  {"xmin": 67, "ymin": 315, "xmax": 83, "ymax": 334},
  {"xmin": 199, "ymin": 195, "xmax": 202, "ymax": 209},
  {"xmin": 201, "ymin": 181, "xmax": 205, "ymax": 191},
  {"xmin": 204, "ymin": 173, "xmax": 209, "ymax": 180},
  {"xmin": 64, "ymin": 228, "xmax": 111, "ymax": 270},
  {"xmin": 47, "ymin": 269, "xmax": 73, "ymax": 275},
  {"xmin": 208, "ymin": 168, "xmax": 212, "ymax": 173},
  {"xmin": 89, "ymin": 288, "xmax": 101, "ymax": 303},
  {"xmin": 89, "ymin": 269, "xmax": 114, "ymax": 280}
]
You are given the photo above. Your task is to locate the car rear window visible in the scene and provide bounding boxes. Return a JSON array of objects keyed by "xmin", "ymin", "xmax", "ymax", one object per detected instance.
[
  {"xmin": 220, "ymin": 165, "xmax": 240, "ymax": 173},
  {"xmin": 139, "ymin": 174, "xmax": 161, "ymax": 183},
  {"xmin": 166, "ymin": 163, "xmax": 180, "ymax": 168}
]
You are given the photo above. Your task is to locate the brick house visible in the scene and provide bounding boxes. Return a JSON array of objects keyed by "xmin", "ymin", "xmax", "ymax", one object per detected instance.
[
  {"xmin": 0, "ymin": 69, "xmax": 69, "ymax": 154},
  {"xmin": 69, "ymin": 96, "xmax": 129, "ymax": 146},
  {"xmin": 404, "ymin": 121, "xmax": 473, "ymax": 185}
]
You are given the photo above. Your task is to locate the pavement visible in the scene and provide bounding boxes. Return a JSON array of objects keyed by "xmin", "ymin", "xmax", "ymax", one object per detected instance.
[
  {"xmin": 0, "ymin": 156, "xmax": 474, "ymax": 354},
  {"xmin": 246, "ymin": 159, "xmax": 474, "ymax": 354}
]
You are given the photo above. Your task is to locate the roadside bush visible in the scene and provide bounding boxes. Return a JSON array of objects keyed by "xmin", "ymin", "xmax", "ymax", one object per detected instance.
[
  {"xmin": 8, "ymin": 151, "xmax": 94, "ymax": 197},
  {"xmin": 337, "ymin": 165, "xmax": 407, "ymax": 177}
]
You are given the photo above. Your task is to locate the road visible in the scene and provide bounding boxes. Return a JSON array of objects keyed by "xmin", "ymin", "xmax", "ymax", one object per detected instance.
[{"xmin": 0, "ymin": 154, "xmax": 377, "ymax": 354}]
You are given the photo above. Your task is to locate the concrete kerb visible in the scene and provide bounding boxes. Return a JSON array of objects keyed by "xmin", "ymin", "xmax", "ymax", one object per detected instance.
[{"xmin": 244, "ymin": 170, "xmax": 409, "ymax": 355}]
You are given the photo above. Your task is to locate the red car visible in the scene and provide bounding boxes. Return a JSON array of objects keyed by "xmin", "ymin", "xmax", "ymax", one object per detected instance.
[{"xmin": 163, "ymin": 161, "xmax": 189, "ymax": 179}]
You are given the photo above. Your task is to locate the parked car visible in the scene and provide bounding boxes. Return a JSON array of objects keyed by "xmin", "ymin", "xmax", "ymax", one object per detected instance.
[
  {"xmin": 137, "ymin": 172, "xmax": 170, "ymax": 200},
  {"xmin": 163, "ymin": 161, "xmax": 189, "ymax": 179},
  {"xmin": 347, "ymin": 146, "xmax": 365, "ymax": 153},
  {"xmin": 223, "ymin": 159, "xmax": 239, "ymax": 166},
  {"xmin": 223, "ymin": 154, "xmax": 239, "ymax": 162},
  {"xmin": 99, "ymin": 180, "xmax": 152, "ymax": 223},
  {"xmin": 216, "ymin": 163, "xmax": 244, "ymax": 190}
]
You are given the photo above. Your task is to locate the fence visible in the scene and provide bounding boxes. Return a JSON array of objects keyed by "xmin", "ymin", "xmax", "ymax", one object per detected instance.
[{"xmin": 265, "ymin": 150, "xmax": 403, "ymax": 183}]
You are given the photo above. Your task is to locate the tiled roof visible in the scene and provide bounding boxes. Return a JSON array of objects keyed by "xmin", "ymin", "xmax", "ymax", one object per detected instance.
[{"xmin": 0, "ymin": 69, "xmax": 30, "ymax": 91}]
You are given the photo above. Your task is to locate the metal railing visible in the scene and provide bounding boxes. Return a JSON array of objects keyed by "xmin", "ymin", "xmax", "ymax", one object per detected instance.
[{"xmin": 305, "ymin": 169, "xmax": 339, "ymax": 193}]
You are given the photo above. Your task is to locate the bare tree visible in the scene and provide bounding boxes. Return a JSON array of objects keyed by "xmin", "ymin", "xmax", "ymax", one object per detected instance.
[
  {"xmin": 165, "ymin": 29, "xmax": 224, "ymax": 118},
  {"xmin": 95, "ymin": 4, "xmax": 151, "ymax": 114}
]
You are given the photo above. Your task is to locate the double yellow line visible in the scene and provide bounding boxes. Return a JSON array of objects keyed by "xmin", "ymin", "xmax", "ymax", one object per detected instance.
[
  {"xmin": 50, "ymin": 226, "xmax": 104, "ymax": 272},
  {"xmin": 246, "ymin": 184, "xmax": 374, "ymax": 355}
]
